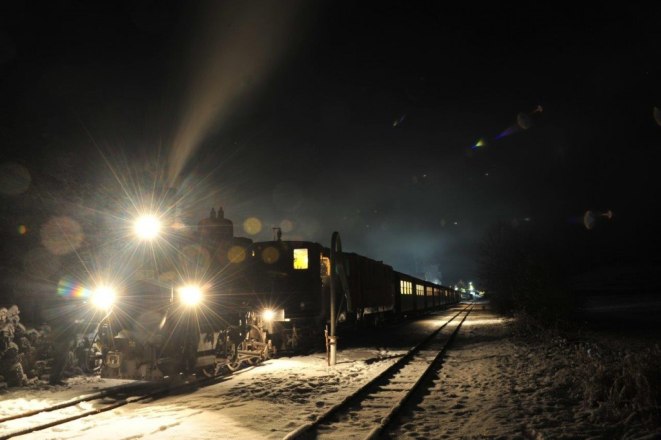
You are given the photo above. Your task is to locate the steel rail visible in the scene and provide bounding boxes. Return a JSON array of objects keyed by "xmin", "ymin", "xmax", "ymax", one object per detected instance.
[
  {"xmin": 0, "ymin": 380, "xmax": 161, "ymax": 425},
  {"xmin": 366, "ymin": 304, "xmax": 473, "ymax": 439},
  {"xmin": 283, "ymin": 303, "xmax": 473, "ymax": 440},
  {"xmin": 0, "ymin": 363, "xmax": 258, "ymax": 439}
]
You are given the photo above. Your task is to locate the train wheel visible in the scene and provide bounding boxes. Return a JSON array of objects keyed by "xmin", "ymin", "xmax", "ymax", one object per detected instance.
[
  {"xmin": 225, "ymin": 343, "xmax": 241, "ymax": 371},
  {"xmin": 200, "ymin": 365, "xmax": 216, "ymax": 377},
  {"xmin": 226, "ymin": 359, "xmax": 243, "ymax": 371}
]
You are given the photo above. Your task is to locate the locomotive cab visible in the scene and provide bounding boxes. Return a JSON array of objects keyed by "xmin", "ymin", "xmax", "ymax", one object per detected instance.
[{"xmin": 240, "ymin": 240, "xmax": 331, "ymax": 351}]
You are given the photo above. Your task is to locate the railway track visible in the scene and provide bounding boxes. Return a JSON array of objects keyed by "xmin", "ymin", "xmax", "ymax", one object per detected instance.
[
  {"xmin": 0, "ymin": 366, "xmax": 253, "ymax": 440},
  {"xmin": 284, "ymin": 303, "xmax": 474, "ymax": 440},
  {"xmin": 1, "ymin": 306, "xmax": 470, "ymax": 439}
]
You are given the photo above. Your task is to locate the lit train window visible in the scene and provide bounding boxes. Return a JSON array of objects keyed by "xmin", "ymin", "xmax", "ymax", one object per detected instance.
[
  {"xmin": 416, "ymin": 285, "xmax": 424, "ymax": 296},
  {"xmin": 400, "ymin": 280, "xmax": 413, "ymax": 295},
  {"xmin": 293, "ymin": 248, "xmax": 309, "ymax": 269},
  {"xmin": 426, "ymin": 286, "xmax": 432, "ymax": 296}
]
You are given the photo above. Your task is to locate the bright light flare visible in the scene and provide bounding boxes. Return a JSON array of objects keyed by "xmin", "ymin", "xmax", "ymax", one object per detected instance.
[
  {"xmin": 261, "ymin": 308, "xmax": 285, "ymax": 322},
  {"xmin": 134, "ymin": 215, "xmax": 161, "ymax": 240},
  {"xmin": 91, "ymin": 286, "xmax": 116, "ymax": 310},
  {"xmin": 262, "ymin": 309, "xmax": 275, "ymax": 322},
  {"xmin": 178, "ymin": 285, "xmax": 203, "ymax": 307}
]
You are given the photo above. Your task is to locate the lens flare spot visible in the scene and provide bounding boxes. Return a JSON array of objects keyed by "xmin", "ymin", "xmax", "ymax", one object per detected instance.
[
  {"xmin": 517, "ymin": 112, "xmax": 532, "ymax": 130},
  {"xmin": 0, "ymin": 162, "xmax": 31, "ymax": 195},
  {"xmin": 57, "ymin": 277, "xmax": 90, "ymax": 299},
  {"xmin": 243, "ymin": 217, "xmax": 262, "ymax": 235},
  {"xmin": 261, "ymin": 246, "xmax": 280, "ymax": 264},
  {"xmin": 18, "ymin": 225, "xmax": 27, "ymax": 235},
  {"xmin": 495, "ymin": 125, "xmax": 519, "ymax": 139},
  {"xmin": 41, "ymin": 216, "xmax": 84, "ymax": 255},
  {"xmin": 228, "ymin": 246, "xmax": 246, "ymax": 263},
  {"xmin": 583, "ymin": 210, "xmax": 596, "ymax": 230},
  {"xmin": 280, "ymin": 219, "xmax": 294, "ymax": 233}
]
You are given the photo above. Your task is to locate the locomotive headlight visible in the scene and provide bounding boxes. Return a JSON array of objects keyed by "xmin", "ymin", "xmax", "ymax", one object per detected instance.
[
  {"xmin": 262, "ymin": 309, "xmax": 275, "ymax": 322},
  {"xmin": 91, "ymin": 286, "xmax": 116, "ymax": 311},
  {"xmin": 178, "ymin": 285, "xmax": 203, "ymax": 307},
  {"xmin": 261, "ymin": 308, "xmax": 285, "ymax": 322},
  {"xmin": 134, "ymin": 214, "xmax": 161, "ymax": 240}
]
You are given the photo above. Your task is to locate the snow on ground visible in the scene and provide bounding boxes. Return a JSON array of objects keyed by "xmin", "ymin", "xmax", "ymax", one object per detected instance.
[
  {"xmin": 0, "ymin": 322, "xmax": 417, "ymax": 439},
  {"xmin": 2, "ymin": 304, "xmax": 658, "ymax": 439},
  {"xmin": 388, "ymin": 306, "xmax": 660, "ymax": 439}
]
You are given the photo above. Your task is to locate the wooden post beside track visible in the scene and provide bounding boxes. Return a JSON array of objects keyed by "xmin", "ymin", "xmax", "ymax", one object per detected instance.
[{"xmin": 329, "ymin": 231, "xmax": 342, "ymax": 366}]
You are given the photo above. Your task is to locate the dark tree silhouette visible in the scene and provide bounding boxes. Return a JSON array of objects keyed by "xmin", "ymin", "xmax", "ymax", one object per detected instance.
[{"xmin": 477, "ymin": 221, "xmax": 575, "ymax": 325}]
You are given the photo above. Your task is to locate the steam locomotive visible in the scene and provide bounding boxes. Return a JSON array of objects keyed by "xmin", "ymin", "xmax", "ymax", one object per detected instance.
[{"xmin": 90, "ymin": 208, "xmax": 459, "ymax": 381}]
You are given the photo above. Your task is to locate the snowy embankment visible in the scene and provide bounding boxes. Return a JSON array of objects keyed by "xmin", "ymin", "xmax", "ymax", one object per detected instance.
[
  {"xmin": 1, "ymin": 305, "xmax": 659, "ymax": 439},
  {"xmin": 389, "ymin": 307, "xmax": 660, "ymax": 439}
]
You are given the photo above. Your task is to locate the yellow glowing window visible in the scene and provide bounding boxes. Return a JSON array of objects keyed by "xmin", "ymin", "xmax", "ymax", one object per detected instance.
[
  {"xmin": 293, "ymin": 248, "xmax": 309, "ymax": 270},
  {"xmin": 400, "ymin": 280, "xmax": 413, "ymax": 295},
  {"xmin": 416, "ymin": 285, "xmax": 424, "ymax": 296},
  {"xmin": 426, "ymin": 286, "xmax": 432, "ymax": 296}
]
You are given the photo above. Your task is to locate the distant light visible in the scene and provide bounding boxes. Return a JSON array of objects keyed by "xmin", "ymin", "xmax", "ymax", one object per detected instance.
[
  {"xmin": 178, "ymin": 285, "xmax": 203, "ymax": 306},
  {"xmin": 134, "ymin": 215, "xmax": 161, "ymax": 240},
  {"xmin": 91, "ymin": 286, "xmax": 116, "ymax": 310}
]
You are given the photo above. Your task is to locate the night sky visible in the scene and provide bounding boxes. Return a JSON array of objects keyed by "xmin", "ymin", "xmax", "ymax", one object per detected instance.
[{"xmin": 1, "ymin": 1, "xmax": 660, "ymax": 288}]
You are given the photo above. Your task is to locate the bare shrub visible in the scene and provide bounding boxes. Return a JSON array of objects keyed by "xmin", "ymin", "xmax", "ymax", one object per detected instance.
[{"xmin": 572, "ymin": 341, "xmax": 661, "ymax": 429}]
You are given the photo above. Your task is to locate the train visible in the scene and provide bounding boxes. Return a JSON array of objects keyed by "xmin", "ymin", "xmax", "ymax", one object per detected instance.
[{"xmin": 89, "ymin": 208, "xmax": 460, "ymax": 381}]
